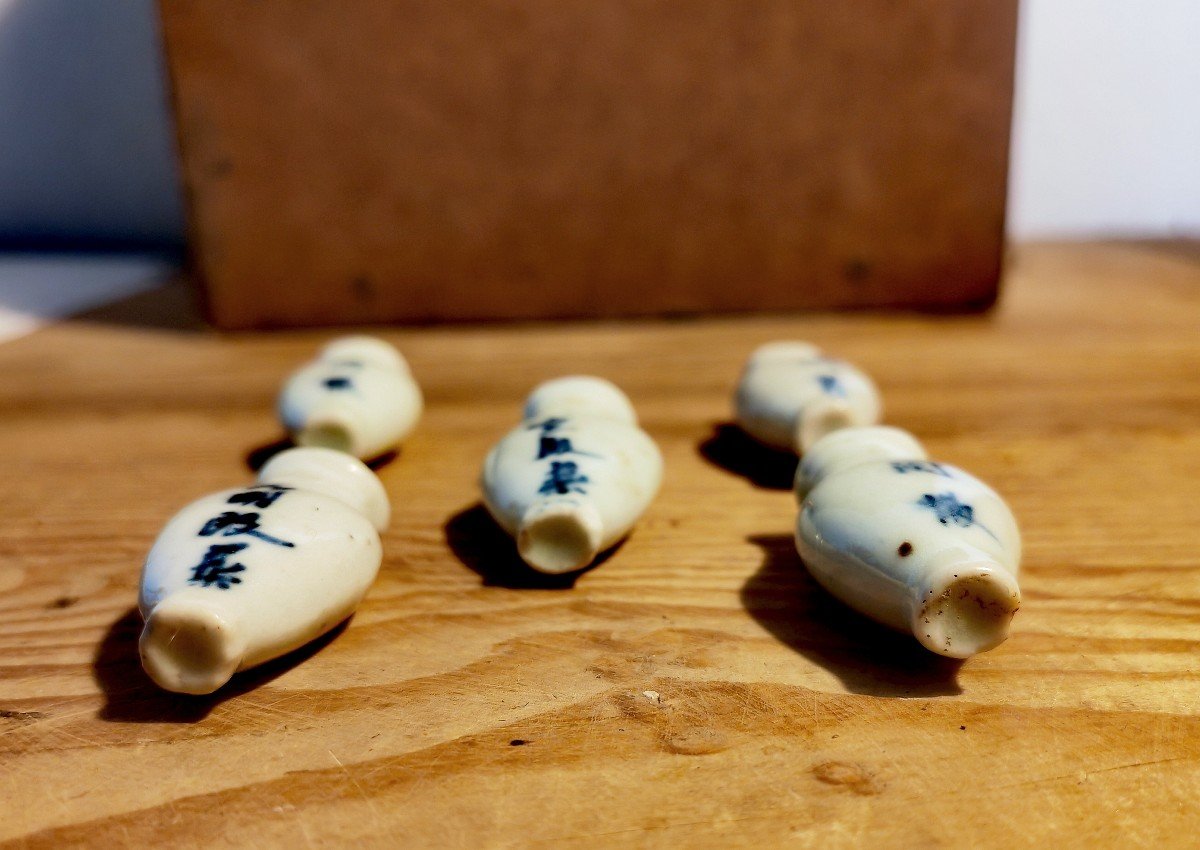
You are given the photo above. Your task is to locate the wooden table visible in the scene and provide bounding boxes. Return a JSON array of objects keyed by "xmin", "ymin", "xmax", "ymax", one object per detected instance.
[{"xmin": 3, "ymin": 242, "xmax": 1199, "ymax": 847}]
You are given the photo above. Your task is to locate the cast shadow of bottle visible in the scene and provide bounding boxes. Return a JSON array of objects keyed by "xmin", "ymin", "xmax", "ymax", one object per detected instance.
[
  {"xmin": 443, "ymin": 502, "xmax": 622, "ymax": 590},
  {"xmin": 741, "ymin": 534, "xmax": 963, "ymax": 697},
  {"xmin": 697, "ymin": 423, "xmax": 797, "ymax": 491},
  {"xmin": 92, "ymin": 607, "xmax": 349, "ymax": 723},
  {"xmin": 245, "ymin": 437, "xmax": 398, "ymax": 472}
]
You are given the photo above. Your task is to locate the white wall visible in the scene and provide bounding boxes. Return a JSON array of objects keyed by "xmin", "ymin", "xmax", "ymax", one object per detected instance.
[
  {"xmin": 0, "ymin": 0, "xmax": 1195, "ymax": 246},
  {"xmin": 1008, "ymin": 0, "xmax": 1200, "ymax": 239},
  {"xmin": 0, "ymin": 0, "xmax": 182, "ymax": 246}
]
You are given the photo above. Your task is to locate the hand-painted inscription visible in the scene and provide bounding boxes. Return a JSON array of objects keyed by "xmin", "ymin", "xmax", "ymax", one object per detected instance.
[
  {"xmin": 817, "ymin": 374, "xmax": 847, "ymax": 398},
  {"xmin": 199, "ymin": 512, "xmax": 294, "ymax": 548},
  {"xmin": 918, "ymin": 491, "xmax": 997, "ymax": 540},
  {"xmin": 892, "ymin": 461, "xmax": 953, "ymax": 478},
  {"xmin": 188, "ymin": 486, "xmax": 295, "ymax": 589},
  {"xmin": 539, "ymin": 461, "xmax": 590, "ymax": 496},
  {"xmin": 189, "ymin": 543, "xmax": 249, "ymax": 589}
]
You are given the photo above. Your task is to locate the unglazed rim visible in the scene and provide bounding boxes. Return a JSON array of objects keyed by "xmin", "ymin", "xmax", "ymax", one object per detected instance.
[
  {"xmin": 912, "ymin": 563, "xmax": 1021, "ymax": 659},
  {"xmin": 140, "ymin": 598, "xmax": 246, "ymax": 695},
  {"xmin": 517, "ymin": 501, "xmax": 603, "ymax": 574}
]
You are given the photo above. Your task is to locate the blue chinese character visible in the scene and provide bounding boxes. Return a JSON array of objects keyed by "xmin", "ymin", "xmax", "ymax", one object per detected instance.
[
  {"xmin": 528, "ymin": 417, "xmax": 597, "ymax": 460},
  {"xmin": 919, "ymin": 493, "xmax": 974, "ymax": 527},
  {"xmin": 539, "ymin": 461, "xmax": 590, "ymax": 495},
  {"xmin": 199, "ymin": 511, "xmax": 294, "ymax": 548},
  {"xmin": 892, "ymin": 461, "xmax": 953, "ymax": 478},
  {"xmin": 227, "ymin": 485, "xmax": 291, "ymax": 509},
  {"xmin": 817, "ymin": 374, "xmax": 847, "ymax": 397},
  {"xmin": 188, "ymin": 543, "xmax": 249, "ymax": 589}
]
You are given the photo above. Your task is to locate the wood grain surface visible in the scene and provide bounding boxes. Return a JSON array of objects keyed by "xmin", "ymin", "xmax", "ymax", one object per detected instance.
[{"xmin": 2, "ymin": 241, "xmax": 1199, "ymax": 847}]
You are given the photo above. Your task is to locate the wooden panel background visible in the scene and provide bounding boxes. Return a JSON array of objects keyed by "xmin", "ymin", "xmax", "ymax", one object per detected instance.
[
  {"xmin": 3, "ymin": 242, "xmax": 1200, "ymax": 846},
  {"xmin": 158, "ymin": 0, "xmax": 1017, "ymax": 328}
]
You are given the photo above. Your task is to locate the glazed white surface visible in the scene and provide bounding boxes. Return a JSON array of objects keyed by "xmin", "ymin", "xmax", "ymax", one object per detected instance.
[
  {"xmin": 482, "ymin": 377, "xmax": 662, "ymax": 573},
  {"xmin": 258, "ymin": 445, "xmax": 391, "ymax": 532},
  {"xmin": 523, "ymin": 375, "xmax": 639, "ymax": 425},
  {"xmin": 795, "ymin": 428, "xmax": 1021, "ymax": 658},
  {"xmin": 794, "ymin": 425, "xmax": 927, "ymax": 502},
  {"xmin": 138, "ymin": 448, "xmax": 386, "ymax": 694},
  {"xmin": 735, "ymin": 341, "xmax": 881, "ymax": 454},
  {"xmin": 278, "ymin": 335, "xmax": 422, "ymax": 460}
]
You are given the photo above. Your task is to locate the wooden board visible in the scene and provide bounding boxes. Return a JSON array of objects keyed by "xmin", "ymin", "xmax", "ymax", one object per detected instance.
[
  {"xmin": 3, "ymin": 241, "xmax": 1200, "ymax": 847},
  {"xmin": 158, "ymin": 0, "xmax": 1017, "ymax": 328}
]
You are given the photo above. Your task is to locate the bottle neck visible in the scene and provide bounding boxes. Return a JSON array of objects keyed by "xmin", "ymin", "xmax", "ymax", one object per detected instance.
[
  {"xmin": 795, "ymin": 426, "xmax": 927, "ymax": 501},
  {"xmin": 517, "ymin": 497, "xmax": 604, "ymax": 574},
  {"xmin": 257, "ymin": 447, "xmax": 390, "ymax": 531}
]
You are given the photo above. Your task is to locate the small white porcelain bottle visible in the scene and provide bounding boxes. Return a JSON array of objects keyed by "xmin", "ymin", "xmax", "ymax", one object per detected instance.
[
  {"xmin": 278, "ymin": 335, "xmax": 422, "ymax": 460},
  {"xmin": 481, "ymin": 376, "xmax": 663, "ymax": 574},
  {"xmin": 795, "ymin": 427, "xmax": 1021, "ymax": 658},
  {"xmin": 138, "ymin": 447, "xmax": 389, "ymax": 694},
  {"xmin": 735, "ymin": 341, "xmax": 881, "ymax": 454}
]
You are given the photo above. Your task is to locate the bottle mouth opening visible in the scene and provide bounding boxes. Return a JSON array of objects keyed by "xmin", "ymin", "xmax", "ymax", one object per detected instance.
[
  {"xmin": 517, "ymin": 503, "xmax": 603, "ymax": 574},
  {"xmin": 297, "ymin": 419, "xmax": 356, "ymax": 456},
  {"xmin": 797, "ymin": 403, "xmax": 855, "ymax": 453},
  {"xmin": 913, "ymin": 566, "xmax": 1020, "ymax": 659},
  {"xmin": 140, "ymin": 601, "xmax": 244, "ymax": 695}
]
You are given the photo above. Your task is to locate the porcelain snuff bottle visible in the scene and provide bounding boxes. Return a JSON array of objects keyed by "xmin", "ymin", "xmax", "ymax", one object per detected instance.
[
  {"xmin": 138, "ymin": 447, "xmax": 389, "ymax": 694},
  {"xmin": 278, "ymin": 335, "xmax": 422, "ymax": 460},
  {"xmin": 735, "ymin": 341, "xmax": 881, "ymax": 454},
  {"xmin": 794, "ymin": 427, "xmax": 1021, "ymax": 658},
  {"xmin": 480, "ymin": 376, "xmax": 663, "ymax": 574}
]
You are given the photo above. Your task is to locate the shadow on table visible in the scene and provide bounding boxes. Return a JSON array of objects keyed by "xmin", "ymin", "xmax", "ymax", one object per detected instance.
[
  {"xmin": 697, "ymin": 422, "xmax": 798, "ymax": 491},
  {"xmin": 70, "ymin": 276, "xmax": 205, "ymax": 333},
  {"xmin": 244, "ymin": 436, "xmax": 398, "ymax": 472},
  {"xmin": 443, "ymin": 502, "xmax": 621, "ymax": 590},
  {"xmin": 93, "ymin": 607, "xmax": 348, "ymax": 723},
  {"xmin": 741, "ymin": 534, "xmax": 962, "ymax": 697}
]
